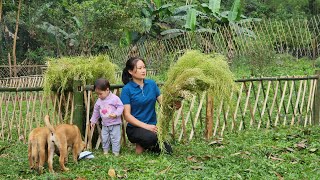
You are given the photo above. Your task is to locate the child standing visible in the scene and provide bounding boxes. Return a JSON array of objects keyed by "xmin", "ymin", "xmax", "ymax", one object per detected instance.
[{"xmin": 90, "ymin": 78, "xmax": 124, "ymax": 156}]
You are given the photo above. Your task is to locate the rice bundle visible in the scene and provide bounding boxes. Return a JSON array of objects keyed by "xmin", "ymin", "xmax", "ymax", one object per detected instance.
[{"xmin": 157, "ymin": 50, "xmax": 237, "ymax": 150}]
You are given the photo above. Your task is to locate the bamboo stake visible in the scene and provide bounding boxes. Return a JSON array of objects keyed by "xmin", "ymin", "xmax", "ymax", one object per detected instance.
[
  {"xmin": 9, "ymin": 92, "xmax": 18, "ymax": 141},
  {"xmin": 85, "ymin": 90, "xmax": 91, "ymax": 149},
  {"xmin": 251, "ymin": 81, "xmax": 262, "ymax": 127},
  {"xmin": 17, "ymin": 91, "xmax": 24, "ymax": 139},
  {"xmin": 189, "ymin": 92, "xmax": 206, "ymax": 140},
  {"xmin": 304, "ymin": 80, "xmax": 314, "ymax": 126},
  {"xmin": 179, "ymin": 95, "xmax": 196, "ymax": 141},
  {"xmin": 267, "ymin": 81, "xmax": 279, "ymax": 128},
  {"xmin": 0, "ymin": 93, "xmax": 5, "ymax": 140},
  {"xmin": 283, "ymin": 81, "xmax": 295, "ymax": 126},
  {"xmin": 95, "ymin": 123, "xmax": 102, "ymax": 149},
  {"xmin": 291, "ymin": 80, "xmax": 303, "ymax": 125},
  {"xmin": 258, "ymin": 81, "xmax": 271, "ymax": 129},
  {"xmin": 240, "ymin": 82, "xmax": 252, "ymax": 130},
  {"xmin": 275, "ymin": 81, "xmax": 288, "ymax": 126},
  {"xmin": 30, "ymin": 92, "xmax": 37, "ymax": 129},
  {"xmin": 221, "ymin": 91, "xmax": 233, "ymax": 136},
  {"xmin": 4, "ymin": 93, "xmax": 11, "ymax": 140},
  {"xmin": 70, "ymin": 93, "xmax": 74, "ymax": 124},
  {"xmin": 298, "ymin": 80, "xmax": 307, "ymax": 125},
  {"xmin": 309, "ymin": 80, "xmax": 317, "ymax": 125},
  {"xmin": 214, "ymin": 99, "xmax": 223, "ymax": 136},
  {"xmin": 232, "ymin": 83, "xmax": 244, "ymax": 131},
  {"xmin": 39, "ymin": 92, "xmax": 45, "ymax": 127}
]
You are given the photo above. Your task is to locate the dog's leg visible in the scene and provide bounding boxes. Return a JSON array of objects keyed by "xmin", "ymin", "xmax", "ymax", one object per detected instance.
[
  {"xmin": 72, "ymin": 144, "xmax": 79, "ymax": 163},
  {"xmin": 28, "ymin": 141, "xmax": 34, "ymax": 169},
  {"xmin": 47, "ymin": 140, "xmax": 55, "ymax": 173},
  {"xmin": 38, "ymin": 145, "xmax": 46, "ymax": 174},
  {"xmin": 59, "ymin": 142, "xmax": 69, "ymax": 171}
]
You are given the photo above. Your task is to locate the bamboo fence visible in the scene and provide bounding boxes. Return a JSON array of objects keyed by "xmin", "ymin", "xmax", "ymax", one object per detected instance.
[
  {"xmin": 1, "ymin": 75, "xmax": 319, "ymax": 149},
  {"xmin": 107, "ymin": 16, "xmax": 320, "ymax": 69}
]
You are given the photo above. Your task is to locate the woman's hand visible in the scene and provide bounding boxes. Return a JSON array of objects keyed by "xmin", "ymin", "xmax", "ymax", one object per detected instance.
[
  {"xmin": 173, "ymin": 100, "xmax": 182, "ymax": 110},
  {"xmin": 109, "ymin": 113, "xmax": 117, "ymax": 118},
  {"xmin": 144, "ymin": 124, "xmax": 158, "ymax": 134},
  {"xmin": 90, "ymin": 123, "xmax": 95, "ymax": 129}
]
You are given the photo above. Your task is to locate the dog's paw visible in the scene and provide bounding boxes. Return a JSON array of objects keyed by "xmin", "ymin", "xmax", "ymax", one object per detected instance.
[{"xmin": 62, "ymin": 167, "xmax": 70, "ymax": 171}]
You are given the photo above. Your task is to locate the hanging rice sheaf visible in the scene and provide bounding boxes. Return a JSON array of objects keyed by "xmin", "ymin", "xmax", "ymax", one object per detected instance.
[
  {"xmin": 157, "ymin": 50, "xmax": 237, "ymax": 150},
  {"xmin": 43, "ymin": 55, "xmax": 117, "ymax": 96}
]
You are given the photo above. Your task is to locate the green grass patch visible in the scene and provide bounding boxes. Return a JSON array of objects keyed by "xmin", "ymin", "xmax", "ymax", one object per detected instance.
[{"xmin": 1, "ymin": 126, "xmax": 320, "ymax": 179}]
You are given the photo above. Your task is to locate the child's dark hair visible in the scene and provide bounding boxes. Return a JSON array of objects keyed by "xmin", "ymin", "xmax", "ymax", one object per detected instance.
[
  {"xmin": 94, "ymin": 78, "xmax": 110, "ymax": 91},
  {"xmin": 122, "ymin": 57, "xmax": 146, "ymax": 85}
]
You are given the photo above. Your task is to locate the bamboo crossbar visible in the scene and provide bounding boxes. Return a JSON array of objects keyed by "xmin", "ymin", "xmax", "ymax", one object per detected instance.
[{"xmin": 0, "ymin": 75, "xmax": 319, "ymax": 144}]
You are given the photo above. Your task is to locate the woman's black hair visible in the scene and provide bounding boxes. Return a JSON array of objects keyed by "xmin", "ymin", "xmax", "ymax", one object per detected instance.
[
  {"xmin": 122, "ymin": 57, "xmax": 146, "ymax": 84},
  {"xmin": 94, "ymin": 78, "xmax": 110, "ymax": 91}
]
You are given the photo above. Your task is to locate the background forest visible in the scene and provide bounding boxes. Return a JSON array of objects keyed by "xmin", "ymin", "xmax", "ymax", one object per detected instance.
[{"xmin": 1, "ymin": 0, "xmax": 320, "ymax": 66}]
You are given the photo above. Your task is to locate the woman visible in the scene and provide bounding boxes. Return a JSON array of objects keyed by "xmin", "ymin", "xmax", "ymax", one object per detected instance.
[{"xmin": 120, "ymin": 57, "xmax": 172, "ymax": 154}]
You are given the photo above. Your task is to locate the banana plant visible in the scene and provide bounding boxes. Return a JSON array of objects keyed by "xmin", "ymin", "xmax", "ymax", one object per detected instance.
[{"xmin": 120, "ymin": 0, "xmax": 173, "ymax": 46}]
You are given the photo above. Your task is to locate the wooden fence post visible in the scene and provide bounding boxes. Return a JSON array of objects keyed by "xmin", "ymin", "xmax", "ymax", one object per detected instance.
[
  {"xmin": 73, "ymin": 79, "xmax": 85, "ymax": 134},
  {"xmin": 313, "ymin": 70, "xmax": 320, "ymax": 125}
]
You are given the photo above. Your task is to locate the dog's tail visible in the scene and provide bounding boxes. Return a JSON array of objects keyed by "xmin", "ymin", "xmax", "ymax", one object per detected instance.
[{"xmin": 44, "ymin": 115, "xmax": 55, "ymax": 133}]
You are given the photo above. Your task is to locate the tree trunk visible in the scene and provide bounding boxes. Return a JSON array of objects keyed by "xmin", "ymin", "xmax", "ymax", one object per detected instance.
[
  {"xmin": 0, "ymin": 0, "xmax": 2, "ymax": 21},
  {"xmin": 12, "ymin": 0, "xmax": 22, "ymax": 77}
]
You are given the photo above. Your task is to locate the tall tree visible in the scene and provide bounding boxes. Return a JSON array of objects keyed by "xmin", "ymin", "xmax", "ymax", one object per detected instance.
[{"xmin": 12, "ymin": 0, "xmax": 22, "ymax": 76}]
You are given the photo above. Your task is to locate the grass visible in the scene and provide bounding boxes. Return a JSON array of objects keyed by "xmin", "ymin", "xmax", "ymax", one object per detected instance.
[{"xmin": 1, "ymin": 126, "xmax": 320, "ymax": 179}]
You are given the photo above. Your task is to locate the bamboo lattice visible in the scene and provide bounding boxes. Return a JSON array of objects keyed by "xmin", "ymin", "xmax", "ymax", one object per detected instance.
[{"xmin": 0, "ymin": 75, "xmax": 319, "ymax": 145}]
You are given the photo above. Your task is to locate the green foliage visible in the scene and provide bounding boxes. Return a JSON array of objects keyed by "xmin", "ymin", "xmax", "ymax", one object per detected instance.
[
  {"xmin": 43, "ymin": 55, "xmax": 117, "ymax": 95},
  {"xmin": 158, "ymin": 50, "xmax": 237, "ymax": 150}
]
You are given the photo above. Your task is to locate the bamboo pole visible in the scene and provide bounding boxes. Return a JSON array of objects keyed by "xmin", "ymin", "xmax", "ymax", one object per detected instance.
[
  {"xmin": 267, "ymin": 81, "xmax": 279, "ymax": 128},
  {"xmin": 205, "ymin": 95, "xmax": 213, "ymax": 140},
  {"xmin": 0, "ymin": 93, "xmax": 5, "ymax": 140},
  {"xmin": 179, "ymin": 96, "xmax": 196, "ymax": 141},
  {"xmin": 85, "ymin": 90, "xmax": 92, "ymax": 149},
  {"xmin": 291, "ymin": 80, "xmax": 303, "ymax": 125},
  {"xmin": 275, "ymin": 81, "xmax": 288, "ymax": 126},
  {"xmin": 189, "ymin": 92, "xmax": 206, "ymax": 140},
  {"xmin": 304, "ymin": 80, "xmax": 315, "ymax": 126},
  {"xmin": 258, "ymin": 81, "xmax": 271, "ymax": 129},
  {"xmin": 284, "ymin": 81, "xmax": 295, "ymax": 126}
]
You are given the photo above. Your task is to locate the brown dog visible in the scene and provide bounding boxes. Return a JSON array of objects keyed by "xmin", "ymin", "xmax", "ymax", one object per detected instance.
[
  {"xmin": 28, "ymin": 126, "xmax": 50, "ymax": 173},
  {"xmin": 45, "ymin": 115, "xmax": 86, "ymax": 172}
]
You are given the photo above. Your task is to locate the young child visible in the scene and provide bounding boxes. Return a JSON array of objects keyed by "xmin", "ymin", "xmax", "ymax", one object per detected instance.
[{"xmin": 90, "ymin": 78, "xmax": 124, "ymax": 156}]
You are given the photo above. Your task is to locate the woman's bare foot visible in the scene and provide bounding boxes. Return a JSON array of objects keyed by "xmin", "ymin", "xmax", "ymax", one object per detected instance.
[{"xmin": 135, "ymin": 144, "xmax": 144, "ymax": 154}]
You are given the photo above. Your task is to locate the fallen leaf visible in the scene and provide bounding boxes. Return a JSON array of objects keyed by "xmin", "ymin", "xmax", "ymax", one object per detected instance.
[
  {"xmin": 215, "ymin": 155, "xmax": 225, "ymax": 159},
  {"xmin": 286, "ymin": 147, "xmax": 294, "ymax": 152},
  {"xmin": 191, "ymin": 166, "xmax": 203, "ymax": 170},
  {"xmin": 108, "ymin": 168, "xmax": 116, "ymax": 178},
  {"xmin": 309, "ymin": 148, "xmax": 318, "ymax": 153},
  {"xmin": 117, "ymin": 174, "xmax": 128, "ymax": 179},
  {"xmin": 274, "ymin": 171, "xmax": 284, "ymax": 180},
  {"xmin": 158, "ymin": 165, "xmax": 172, "ymax": 175},
  {"xmin": 187, "ymin": 156, "xmax": 198, "ymax": 162},
  {"xmin": 269, "ymin": 155, "xmax": 284, "ymax": 161},
  {"xmin": 295, "ymin": 142, "xmax": 307, "ymax": 149}
]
